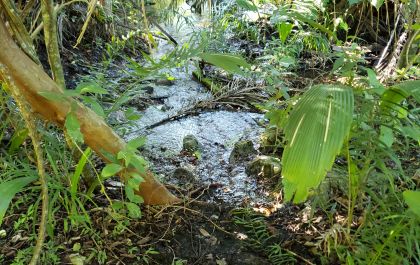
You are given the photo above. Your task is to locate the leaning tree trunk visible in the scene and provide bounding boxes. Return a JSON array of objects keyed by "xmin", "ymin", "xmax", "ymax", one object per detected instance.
[{"xmin": 0, "ymin": 18, "xmax": 179, "ymax": 205}]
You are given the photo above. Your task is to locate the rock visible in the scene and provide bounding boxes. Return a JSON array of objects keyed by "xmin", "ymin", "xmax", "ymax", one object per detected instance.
[
  {"xmin": 229, "ymin": 140, "xmax": 256, "ymax": 164},
  {"xmin": 155, "ymin": 79, "xmax": 174, "ymax": 86},
  {"xmin": 141, "ymin": 85, "xmax": 154, "ymax": 94},
  {"xmin": 182, "ymin": 135, "xmax": 199, "ymax": 152},
  {"xmin": 260, "ymin": 127, "xmax": 282, "ymax": 154},
  {"xmin": 246, "ymin": 155, "xmax": 281, "ymax": 179},
  {"xmin": 172, "ymin": 166, "xmax": 196, "ymax": 182}
]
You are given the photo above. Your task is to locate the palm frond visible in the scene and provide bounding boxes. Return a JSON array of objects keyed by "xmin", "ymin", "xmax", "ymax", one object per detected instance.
[{"xmin": 282, "ymin": 84, "xmax": 354, "ymax": 203}]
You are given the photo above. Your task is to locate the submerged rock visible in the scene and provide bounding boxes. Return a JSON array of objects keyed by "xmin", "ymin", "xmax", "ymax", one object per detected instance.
[
  {"xmin": 141, "ymin": 85, "xmax": 154, "ymax": 94},
  {"xmin": 183, "ymin": 134, "xmax": 200, "ymax": 152},
  {"xmin": 155, "ymin": 79, "xmax": 174, "ymax": 86},
  {"xmin": 229, "ymin": 140, "xmax": 257, "ymax": 164},
  {"xmin": 246, "ymin": 155, "xmax": 281, "ymax": 179},
  {"xmin": 173, "ymin": 166, "xmax": 196, "ymax": 182}
]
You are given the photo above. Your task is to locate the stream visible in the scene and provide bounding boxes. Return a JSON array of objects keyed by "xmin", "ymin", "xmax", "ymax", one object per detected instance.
[{"xmin": 123, "ymin": 2, "xmax": 275, "ymax": 206}]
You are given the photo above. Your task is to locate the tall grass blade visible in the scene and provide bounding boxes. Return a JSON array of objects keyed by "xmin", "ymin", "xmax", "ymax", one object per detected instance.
[{"xmin": 0, "ymin": 176, "xmax": 37, "ymax": 226}]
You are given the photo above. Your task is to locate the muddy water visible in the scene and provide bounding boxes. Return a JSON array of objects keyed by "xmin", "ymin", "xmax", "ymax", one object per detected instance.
[{"xmin": 126, "ymin": 2, "xmax": 272, "ymax": 205}]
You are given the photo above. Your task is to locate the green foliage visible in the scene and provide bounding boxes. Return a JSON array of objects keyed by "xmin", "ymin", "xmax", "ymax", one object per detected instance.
[
  {"xmin": 7, "ymin": 129, "xmax": 29, "ymax": 154},
  {"xmin": 232, "ymin": 208, "xmax": 297, "ymax": 264},
  {"xmin": 65, "ymin": 112, "xmax": 84, "ymax": 144},
  {"xmin": 70, "ymin": 148, "xmax": 91, "ymax": 198},
  {"xmin": 277, "ymin": 22, "xmax": 293, "ymax": 43},
  {"xmin": 235, "ymin": 0, "xmax": 258, "ymax": 11},
  {"xmin": 403, "ymin": 190, "xmax": 420, "ymax": 218},
  {"xmin": 0, "ymin": 176, "xmax": 36, "ymax": 226},
  {"xmin": 198, "ymin": 53, "xmax": 251, "ymax": 75},
  {"xmin": 282, "ymin": 84, "xmax": 354, "ymax": 202}
]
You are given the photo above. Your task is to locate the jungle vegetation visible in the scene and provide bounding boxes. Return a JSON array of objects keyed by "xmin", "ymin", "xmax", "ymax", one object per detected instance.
[{"xmin": 0, "ymin": 0, "xmax": 419, "ymax": 264}]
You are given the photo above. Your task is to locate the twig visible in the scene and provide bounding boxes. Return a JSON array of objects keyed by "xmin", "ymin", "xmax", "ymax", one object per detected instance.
[{"xmin": 149, "ymin": 17, "xmax": 178, "ymax": 46}]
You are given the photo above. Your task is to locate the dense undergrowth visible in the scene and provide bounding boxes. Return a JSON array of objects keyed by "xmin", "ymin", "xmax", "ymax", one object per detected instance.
[{"xmin": 0, "ymin": 0, "xmax": 419, "ymax": 264}]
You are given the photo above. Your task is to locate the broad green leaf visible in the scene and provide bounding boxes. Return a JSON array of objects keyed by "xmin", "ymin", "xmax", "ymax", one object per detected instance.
[
  {"xmin": 279, "ymin": 56, "xmax": 295, "ymax": 68},
  {"xmin": 82, "ymin": 96, "xmax": 105, "ymax": 118},
  {"xmin": 277, "ymin": 22, "xmax": 293, "ymax": 43},
  {"xmin": 65, "ymin": 113, "xmax": 84, "ymax": 143},
  {"xmin": 63, "ymin": 90, "xmax": 82, "ymax": 97},
  {"xmin": 129, "ymin": 155, "xmax": 147, "ymax": 174},
  {"xmin": 288, "ymin": 12, "xmax": 337, "ymax": 41},
  {"xmin": 235, "ymin": 0, "xmax": 258, "ymax": 11},
  {"xmin": 127, "ymin": 137, "xmax": 146, "ymax": 150},
  {"xmin": 265, "ymin": 109, "xmax": 287, "ymax": 127},
  {"xmin": 125, "ymin": 176, "xmax": 144, "ymax": 204},
  {"xmin": 370, "ymin": 0, "xmax": 384, "ymax": 10},
  {"xmin": 117, "ymin": 150, "xmax": 133, "ymax": 167},
  {"xmin": 124, "ymin": 108, "xmax": 141, "ymax": 121},
  {"xmin": 399, "ymin": 125, "xmax": 420, "ymax": 144},
  {"xmin": 198, "ymin": 53, "xmax": 250, "ymax": 75},
  {"xmin": 392, "ymin": 80, "xmax": 420, "ymax": 102},
  {"xmin": 403, "ymin": 190, "xmax": 420, "ymax": 218},
  {"xmin": 0, "ymin": 176, "xmax": 37, "ymax": 226},
  {"xmin": 282, "ymin": 84, "xmax": 354, "ymax": 203},
  {"xmin": 379, "ymin": 126, "xmax": 394, "ymax": 147},
  {"xmin": 125, "ymin": 202, "xmax": 142, "ymax": 218},
  {"xmin": 77, "ymin": 82, "xmax": 109, "ymax": 95},
  {"xmin": 380, "ymin": 80, "xmax": 420, "ymax": 117},
  {"xmin": 38, "ymin": 91, "xmax": 67, "ymax": 101},
  {"xmin": 101, "ymin": 163, "xmax": 123, "ymax": 179},
  {"xmin": 8, "ymin": 128, "xmax": 28, "ymax": 154},
  {"xmin": 366, "ymin": 68, "xmax": 385, "ymax": 94}
]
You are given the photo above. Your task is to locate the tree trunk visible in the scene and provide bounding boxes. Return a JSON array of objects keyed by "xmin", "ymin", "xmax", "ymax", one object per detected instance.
[{"xmin": 0, "ymin": 18, "xmax": 179, "ymax": 205}]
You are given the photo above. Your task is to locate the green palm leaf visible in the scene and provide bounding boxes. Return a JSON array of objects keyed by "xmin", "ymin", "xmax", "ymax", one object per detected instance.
[{"xmin": 282, "ymin": 84, "xmax": 354, "ymax": 203}]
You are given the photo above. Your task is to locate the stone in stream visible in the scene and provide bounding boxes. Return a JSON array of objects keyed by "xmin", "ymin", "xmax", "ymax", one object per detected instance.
[
  {"xmin": 246, "ymin": 155, "xmax": 281, "ymax": 179},
  {"xmin": 182, "ymin": 134, "xmax": 200, "ymax": 152},
  {"xmin": 141, "ymin": 85, "xmax": 154, "ymax": 94},
  {"xmin": 229, "ymin": 140, "xmax": 257, "ymax": 164},
  {"xmin": 172, "ymin": 166, "xmax": 196, "ymax": 182},
  {"xmin": 155, "ymin": 79, "xmax": 174, "ymax": 86}
]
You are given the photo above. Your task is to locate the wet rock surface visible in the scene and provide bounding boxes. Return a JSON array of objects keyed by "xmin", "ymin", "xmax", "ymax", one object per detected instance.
[
  {"xmin": 229, "ymin": 140, "xmax": 257, "ymax": 164},
  {"xmin": 182, "ymin": 134, "xmax": 200, "ymax": 152},
  {"xmin": 246, "ymin": 155, "xmax": 282, "ymax": 179}
]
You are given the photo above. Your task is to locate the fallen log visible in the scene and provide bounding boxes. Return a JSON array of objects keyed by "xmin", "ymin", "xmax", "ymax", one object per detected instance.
[{"xmin": 0, "ymin": 18, "xmax": 179, "ymax": 205}]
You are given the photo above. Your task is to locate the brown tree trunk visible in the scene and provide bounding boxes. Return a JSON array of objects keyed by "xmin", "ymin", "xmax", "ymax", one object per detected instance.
[{"xmin": 0, "ymin": 18, "xmax": 179, "ymax": 205}]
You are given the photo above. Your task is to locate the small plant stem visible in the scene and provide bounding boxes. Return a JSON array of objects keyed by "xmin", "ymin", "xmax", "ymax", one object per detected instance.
[
  {"xmin": 140, "ymin": 0, "xmax": 152, "ymax": 52},
  {"xmin": 346, "ymin": 138, "xmax": 353, "ymax": 239},
  {"xmin": 40, "ymin": 0, "xmax": 66, "ymax": 88},
  {"xmin": 0, "ymin": 67, "xmax": 49, "ymax": 265}
]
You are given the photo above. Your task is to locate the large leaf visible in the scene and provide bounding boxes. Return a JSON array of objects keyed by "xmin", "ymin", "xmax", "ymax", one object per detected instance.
[
  {"xmin": 380, "ymin": 80, "xmax": 420, "ymax": 117},
  {"xmin": 198, "ymin": 53, "xmax": 251, "ymax": 75},
  {"xmin": 403, "ymin": 190, "xmax": 420, "ymax": 218},
  {"xmin": 282, "ymin": 84, "xmax": 354, "ymax": 203},
  {"xmin": 0, "ymin": 176, "xmax": 37, "ymax": 226},
  {"xmin": 235, "ymin": 0, "xmax": 258, "ymax": 11}
]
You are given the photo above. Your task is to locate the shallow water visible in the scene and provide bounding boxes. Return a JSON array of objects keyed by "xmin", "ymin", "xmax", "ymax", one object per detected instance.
[{"xmin": 125, "ymin": 2, "xmax": 273, "ymax": 205}]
